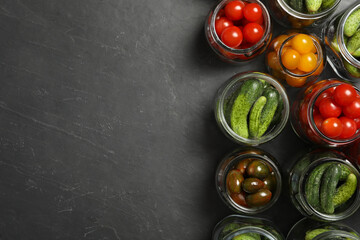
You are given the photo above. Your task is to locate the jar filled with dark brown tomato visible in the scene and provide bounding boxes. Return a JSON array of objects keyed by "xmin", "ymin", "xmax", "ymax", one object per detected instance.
[
  {"xmin": 215, "ymin": 147, "xmax": 282, "ymax": 214},
  {"xmin": 291, "ymin": 79, "xmax": 360, "ymax": 147},
  {"xmin": 205, "ymin": 0, "xmax": 272, "ymax": 63}
]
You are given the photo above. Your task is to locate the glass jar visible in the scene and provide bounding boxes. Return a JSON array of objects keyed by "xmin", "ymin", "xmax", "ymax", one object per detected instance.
[
  {"xmin": 289, "ymin": 149, "xmax": 360, "ymax": 221},
  {"xmin": 215, "ymin": 72, "xmax": 289, "ymax": 146},
  {"xmin": 213, "ymin": 215, "xmax": 284, "ymax": 240},
  {"xmin": 287, "ymin": 218, "xmax": 360, "ymax": 240},
  {"xmin": 215, "ymin": 147, "xmax": 282, "ymax": 214},
  {"xmin": 265, "ymin": 0, "xmax": 341, "ymax": 29},
  {"xmin": 205, "ymin": 0, "xmax": 272, "ymax": 63},
  {"xmin": 291, "ymin": 79, "xmax": 360, "ymax": 147},
  {"xmin": 323, "ymin": 3, "xmax": 360, "ymax": 81},
  {"xmin": 265, "ymin": 31, "xmax": 325, "ymax": 88}
]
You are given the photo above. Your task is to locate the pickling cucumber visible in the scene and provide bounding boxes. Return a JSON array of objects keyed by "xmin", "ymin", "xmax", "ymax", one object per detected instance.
[
  {"xmin": 249, "ymin": 96, "xmax": 267, "ymax": 138},
  {"xmin": 233, "ymin": 233, "xmax": 260, "ymax": 240},
  {"xmin": 230, "ymin": 79, "xmax": 264, "ymax": 138},
  {"xmin": 320, "ymin": 164, "xmax": 342, "ymax": 214},
  {"xmin": 333, "ymin": 173, "xmax": 357, "ymax": 208},
  {"xmin": 344, "ymin": 60, "xmax": 360, "ymax": 78},
  {"xmin": 347, "ymin": 31, "xmax": 360, "ymax": 55},
  {"xmin": 353, "ymin": 48, "xmax": 360, "ymax": 57},
  {"xmin": 344, "ymin": 8, "xmax": 360, "ymax": 37},
  {"xmin": 289, "ymin": 0, "xmax": 304, "ymax": 12},
  {"xmin": 305, "ymin": 163, "xmax": 331, "ymax": 210},
  {"xmin": 306, "ymin": 0, "xmax": 322, "ymax": 13},
  {"xmin": 305, "ymin": 229, "xmax": 330, "ymax": 240},
  {"xmin": 321, "ymin": 0, "xmax": 336, "ymax": 10},
  {"xmin": 257, "ymin": 88, "xmax": 280, "ymax": 138},
  {"xmin": 340, "ymin": 164, "xmax": 351, "ymax": 181}
]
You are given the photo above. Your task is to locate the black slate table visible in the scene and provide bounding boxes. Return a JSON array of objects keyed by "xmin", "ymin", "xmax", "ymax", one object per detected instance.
[{"xmin": 0, "ymin": 0, "xmax": 359, "ymax": 239}]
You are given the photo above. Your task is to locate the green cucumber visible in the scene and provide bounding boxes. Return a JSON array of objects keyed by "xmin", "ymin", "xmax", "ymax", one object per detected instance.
[
  {"xmin": 249, "ymin": 96, "xmax": 267, "ymax": 138},
  {"xmin": 230, "ymin": 79, "xmax": 264, "ymax": 138},
  {"xmin": 321, "ymin": 0, "xmax": 336, "ymax": 10},
  {"xmin": 257, "ymin": 88, "xmax": 280, "ymax": 138},
  {"xmin": 353, "ymin": 48, "xmax": 360, "ymax": 57},
  {"xmin": 305, "ymin": 229, "xmax": 330, "ymax": 240},
  {"xmin": 344, "ymin": 9, "xmax": 360, "ymax": 37},
  {"xmin": 347, "ymin": 31, "xmax": 360, "ymax": 54},
  {"xmin": 271, "ymin": 94, "xmax": 283, "ymax": 125},
  {"xmin": 233, "ymin": 234, "xmax": 258, "ymax": 240},
  {"xmin": 320, "ymin": 164, "xmax": 342, "ymax": 214},
  {"xmin": 289, "ymin": 0, "xmax": 304, "ymax": 12},
  {"xmin": 306, "ymin": 0, "xmax": 322, "ymax": 13},
  {"xmin": 333, "ymin": 173, "xmax": 357, "ymax": 208},
  {"xmin": 344, "ymin": 60, "xmax": 360, "ymax": 78},
  {"xmin": 340, "ymin": 164, "xmax": 351, "ymax": 181},
  {"xmin": 305, "ymin": 163, "xmax": 331, "ymax": 210}
]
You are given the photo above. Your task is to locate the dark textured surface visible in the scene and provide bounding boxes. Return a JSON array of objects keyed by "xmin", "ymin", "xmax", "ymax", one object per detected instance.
[{"xmin": 0, "ymin": 0, "xmax": 359, "ymax": 239}]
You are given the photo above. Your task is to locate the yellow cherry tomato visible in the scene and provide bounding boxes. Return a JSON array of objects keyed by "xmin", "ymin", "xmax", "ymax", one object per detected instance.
[
  {"xmin": 281, "ymin": 48, "xmax": 300, "ymax": 70},
  {"xmin": 286, "ymin": 69, "xmax": 307, "ymax": 87},
  {"xmin": 270, "ymin": 35, "xmax": 288, "ymax": 52},
  {"xmin": 298, "ymin": 52, "xmax": 317, "ymax": 72},
  {"xmin": 291, "ymin": 34, "xmax": 315, "ymax": 54},
  {"xmin": 267, "ymin": 51, "xmax": 281, "ymax": 71}
]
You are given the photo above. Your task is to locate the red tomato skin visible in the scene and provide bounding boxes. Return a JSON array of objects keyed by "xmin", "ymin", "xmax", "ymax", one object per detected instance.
[
  {"xmin": 339, "ymin": 117, "xmax": 357, "ymax": 139},
  {"xmin": 319, "ymin": 98, "xmax": 342, "ymax": 119},
  {"xmin": 215, "ymin": 17, "xmax": 234, "ymax": 37},
  {"xmin": 315, "ymin": 92, "xmax": 331, "ymax": 107},
  {"xmin": 241, "ymin": 14, "xmax": 264, "ymax": 25},
  {"xmin": 324, "ymin": 86, "xmax": 337, "ymax": 95},
  {"xmin": 321, "ymin": 117, "xmax": 343, "ymax": 138},
  {"xmin": 243, "ymin": 23, "xmax": 264, "ymax": 44},
  {"xmin": 243, "ymin": 3, "xmax": 262, "ymax": 22},
  {"xmin": 221, "ymin": 26, "xmax": 243, "ymax": 48},
  {"xmin": 354, "ymin": 118, "xmax": 360, "ymax": 129},
  {"xmin": 216, "ymin": 9, "xmax": 225, "ymax": 20},
  {"xmin": 225, "ymin": 1, "xmax": 245, "ymax": 21},
  {"xmin": 334, "ymin": 84, "xmax": 357, "ymax": 106},
  {"xmin": 343, "ymin": 99, "xmax": 360, "ymax": 119},
  {"xmin": 313, "ymin": 113, "xmax": 324, "ymax": 130}
]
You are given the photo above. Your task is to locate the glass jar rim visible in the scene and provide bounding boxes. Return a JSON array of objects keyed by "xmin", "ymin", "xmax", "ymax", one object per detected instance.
[
  {"xmin": 314, "ymin": 230, "xmax": 360, "ymax": 240},
  {"xmin": 276, "ymin": 0, "xmax": 341, "ymax": 19},
  {"xmin": 210, "ymin": 0, "xmax": 271, "ymax": 54},
  {"xmin": 336, "ymin": 3, "xmax": 360, "ymax": 68},
  {"xmin": 279, "ymin": 34, "xmax": 323, "ymax": 77},
  {"xmin": 223, "ymin": 226, "xmax": 278, "ymax": 240},
  {"xmin": 216, "ymin": 148, "xmax": 282, "ymax": 214},
  {"xmin": 215, "ymin": 71, "xmax": 290, "ymax": 145},
  {"xmin": 307, "ymin": 81, "xmax": 360, "ymax": 145},
  {"xmin": 298, "ymin": 157, "xmax": 360, "ymax": 221}
]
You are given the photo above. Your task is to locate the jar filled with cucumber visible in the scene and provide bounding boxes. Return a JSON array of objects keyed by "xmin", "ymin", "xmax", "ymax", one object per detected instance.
[
  {"xmin": 216, "ymin": 147, "xmax": 282, "ymax": 214},
  {"xmin": 324, "ymin": 3, "xmax": 360, "ymax": 80},
  {"xmin": 215, "ymin": 72, "xmax": 289, "ymax": 146},
  {"xmin": 212, "ymin": 215, "xmax": 284, "ymax": 240},
  {"xmin": 265, "ymin": 0, "xmax": 341, "ymax": 29},
  {"xmin": 289, "ymin": 149, "xmax": 360, "ymax": 221},
  {"xmin": 286, "ymin": 218, "xmax": 360, "ymax": 240}
]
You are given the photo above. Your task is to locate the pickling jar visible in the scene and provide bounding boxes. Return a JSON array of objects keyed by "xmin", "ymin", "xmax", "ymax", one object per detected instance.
[
  {"xmin": 213, "ymin": 215, "xmax": 284, "ymax": 240},
  {"xmin": 290, "ymin": 79, "xmax": 360, "ymax": 147},
  {"xmin": 205, "ymin": 0, "xmax": 272, "ymax": 63},
  {"xmin": 215, "ymin": 147, "xmax": 282, "ymax": 214},
  {"xmin": 265, "ymin": 0, "xmax": 341, "ymax": 28},
  {"xmin": 287, "ymin": 218, "xmax": 360, "ymax": 240},
  {"xmin": 288, "ymin": 149, "xmax": 360, "ymax": 221},
  {"xmin": 323, "ymin": 3, "xmax": 360, "ymax": 81}
]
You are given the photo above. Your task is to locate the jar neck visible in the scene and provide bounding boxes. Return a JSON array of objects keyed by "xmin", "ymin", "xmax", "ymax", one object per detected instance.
[
  {"xmin": 313, "ymin": 230, "xmax": 360, "ymax": 240},
  {"xmin": 223, "ymin": 226, "xmax": 277, "ymax": 240},
  {"xmin": 336, "ymin": 3, "xmax": 360, "ymax": 68},
  {"xmin": 210, "ymin": 0, "xmax": 271, "ymax": 54},
  {"xmin": 276, "ymin": 0, "xmax": 341, "ymax": 19}
]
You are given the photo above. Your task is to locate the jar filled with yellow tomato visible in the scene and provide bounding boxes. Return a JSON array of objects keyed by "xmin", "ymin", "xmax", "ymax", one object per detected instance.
[{"xmin": 265, "ymin": 32, "xmax": 325, "ymax": 87}]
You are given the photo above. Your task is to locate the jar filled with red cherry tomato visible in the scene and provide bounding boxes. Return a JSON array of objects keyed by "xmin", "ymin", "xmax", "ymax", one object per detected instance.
[
  {"xmin": 291, "ymin": 79, "xmax": 360, "ymax": 147},
  {"xmin": 205, "ymin": 0, "xmax": 272, "ymax": 63},
  {"xmin": 215, "ymin": 147, "xmax": 282, "ymax": 214},
  {"xmin": 265, "ymin": 31, "xmax": 325, "ymax": 88}
]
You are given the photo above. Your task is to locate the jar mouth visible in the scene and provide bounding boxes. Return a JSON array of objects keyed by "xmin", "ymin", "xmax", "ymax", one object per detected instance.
[
  {"xmin": 217, "ymin": 150, "xmax": 282, "ymax": 214},
  {"xmin": 210, "ymin": 0, "xmax": 271, "ymax": 54},
  {"xmin": 298, "ymin": 158, "xmax": 360, "ymax": 221},
  {"xmin": 277, "ymin": 0, "xmax": 341, "ymax": 19},
  {"xmin": 314, "ymin": 230, "xmax": 360, "ymax": 240},
  {"xmin": 215, "ymin": 71, "xmax": 290, "ymax": 145},
  {"xmin": 337, "ymin": 4, "xmax": 360, "ymax": 68},
  {"xmin": 308, "ymin": 82, "xmax": 360, "ymax": 144},
  {"xmin": 279, "ymin": 34, "xmax": 323, "ymax": 77},
  {"xmin": 223, "ymin": 226, "xmax": 277, "ymax": 240}
]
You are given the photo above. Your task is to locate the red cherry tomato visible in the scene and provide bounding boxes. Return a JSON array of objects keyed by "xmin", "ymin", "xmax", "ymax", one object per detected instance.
[
  {"xmin": 221, "ymin": 26, "xmax": 243, "ymax": 48},
  {"xmin": 215, "ymin": 17, "xmax": 234, "ymax": 37},
  {"xmin": 241, "ymin": 14, "xmax": 264, "ymax": 25},
  {"xmin": 321, "ymin": 117, "xmax": 343, "ymax": 138},
  {"xmin": 216, "ymin": 9, "xmax": 225, "ymax": 20},
  {"xmin": 319, "ymin": 98, "xmax": 342, "ymax": 119},
  {"xmin": 324, "ymin": 86, "xmax": 337, "ymax": 95},
  {"xmin": 313, "ymin": 113, "xmax": 324, "ymax": 130},
  {"xmin": 343, "ymin": 98, "xmax": 360, "ymax": 119},
  {"xmin": 225, "ymin": 1, "xmax": 245, "ymax": 21},
  {"xmin": 333, "ymin": 84, "xmax": 357, "ymax": 106},
  {"xmin": 243, "ymin": 3, "xmax": 262, "ymax": 22},
  {"xmin": 339, "ymin": 117, "xmax": 357, "ymax": 139},
  {"xmin": 243, "ymin": 23, "xmax": 264, "ymax": 44},
  {"xmin": 315, "ymin": 92, "xmax": 331, "ymax": 107},
  {"xmin": 353, "ymin": 118, "xmax": 360, "ymax": 129}
]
